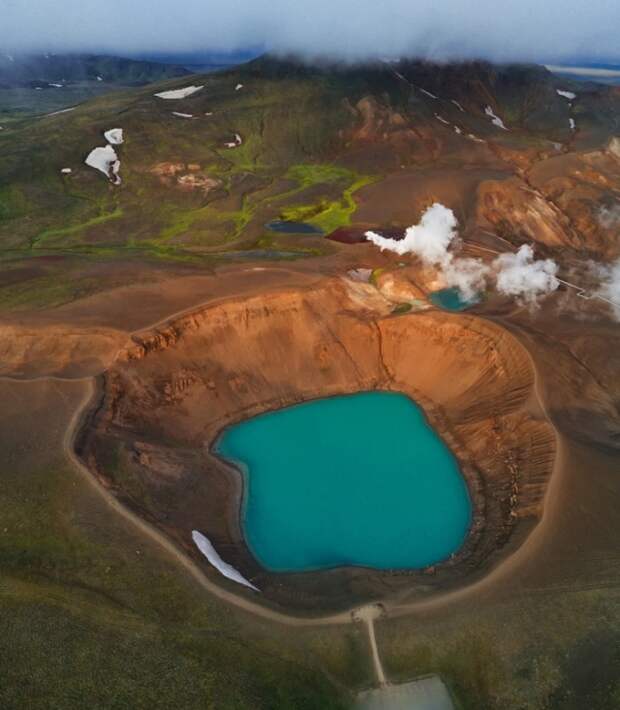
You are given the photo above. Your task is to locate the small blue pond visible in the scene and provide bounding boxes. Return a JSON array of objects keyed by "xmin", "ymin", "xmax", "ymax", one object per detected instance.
[
  {"xmin": 215, "ymin": 392, "xmax": 472, "ymax": 572},
  {"xmin": 430, "ymin": 287, "xmax": 479, "ymax": 312},
  {"xmin": 265, "ymin": 220, "xmax": 324, "ymax": 235}
]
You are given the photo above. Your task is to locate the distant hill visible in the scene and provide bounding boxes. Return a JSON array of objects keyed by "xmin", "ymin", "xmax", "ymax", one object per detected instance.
[
  {"xmin": 0, "ymin": 53, "xmax": 190, "ymax": 89},
  {"xmin": 1, "ymin": 53, "xmax": 619, "ymax": 268},
  {"xmin": 134, "ymin": 49, "xmax": 261, "ymax": 73}
]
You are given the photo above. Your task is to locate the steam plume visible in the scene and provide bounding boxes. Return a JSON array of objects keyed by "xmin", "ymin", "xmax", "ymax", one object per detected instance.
[
  {"xmin": 493, "ymin": 245, "xmax": 559, "ymax": 304},
  {"xmin": 366, "ymin": 203, "xmax": 560, "ymax": 305},
  {"xmin": 595, "ymin": 259, "xmax": 620, "ymax": 320}
]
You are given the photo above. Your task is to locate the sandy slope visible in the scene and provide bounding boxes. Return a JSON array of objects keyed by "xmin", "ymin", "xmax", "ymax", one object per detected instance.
[{"xmin": 74, "ymin": 275, "xmax": 555, "ymax": 610}]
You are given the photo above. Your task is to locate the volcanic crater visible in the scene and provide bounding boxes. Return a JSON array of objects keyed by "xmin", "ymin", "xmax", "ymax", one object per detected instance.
[{"xmin": 76, "ymin": 277, "xmax": 556, "ymax": 610}]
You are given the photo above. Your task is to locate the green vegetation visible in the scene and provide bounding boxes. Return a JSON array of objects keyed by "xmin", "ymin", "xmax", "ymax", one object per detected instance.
[
  {"xmin": 280, "ymin": 165, "xmax": 377, "ymax": 234},
  {"xmin": 0, "ymin": 185, "xmax": 31, "ymax": 221},
  {"xmin": 0, "ymin": 382, "xmax": 359, "ymax": 709},
  {"xmin": 0, "ymin": 65, "xmax": 364, "ymax": 269},
  {"xmin": 369, "ymin": 267, "xmax": 385, "ymax": 285},
  {"xmin": 391, "ymin": 302, "xmax": 413, "ymax": 315},
  {"xmin": 32, "ymin": 207, "xmax": 124, "ymax": 248}
]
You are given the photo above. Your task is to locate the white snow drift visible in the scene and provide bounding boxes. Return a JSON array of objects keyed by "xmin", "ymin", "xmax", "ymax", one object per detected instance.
[
  {"xmin": 154, "ymin": 85, "xmax": 204, "ymax": 100},
  {"xmin": 83, "ymin": 127, "xmax": 125, "ymax": 183},
  {"xmin": 420, "ymin": 87, "xmax": 438, "ymax": 99},
  {"xmin": 84, "ymin": 145, "xmax": 121, "ymax": 184},
  {"xmin": 45, "ymin": 106, "xmax": 75, "ymax": 117},
  {"xmin": 225, "ymin": 132, "xmax": 243, "ymax": 148},
  {"xmin": 556, "ymin": 89, "xmax": 576, "ymax": 100},
  {"xmin": 192, "ymin": 530, "xmax": 259, "ymax": 592},
  {"xmin": 103, "ymin": 128, "xmax": 123, "ymax": 145},
  {"xmin": 485, "ymin": 105, "xmax": 508, "ymax": 130}
]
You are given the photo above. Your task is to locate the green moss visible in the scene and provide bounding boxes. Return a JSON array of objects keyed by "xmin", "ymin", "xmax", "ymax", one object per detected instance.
[
  {"xmin": 279, "ymin": 166, "xmax": 377, "ymax": 234},
  {"xmin": 369, "ymin": 267, "xmax": 385, "ymax": 285},
  {"xmin": 218, "ymin": 133, "xmax": 265, "ymax": 172},
  {"xmin": 391, "ymin": 302, "xmax": 413, "ymax": 315},
  {"xmin": 32, "ymin": 208, "xmax": 124, "ymax": 248},
  {"xmin": 0, "ymin": 185, "xmax": 31, "ymax": 221},
  {"xmin": 285, "ymin": 163, "xmax": 358, "ymax": 187}
]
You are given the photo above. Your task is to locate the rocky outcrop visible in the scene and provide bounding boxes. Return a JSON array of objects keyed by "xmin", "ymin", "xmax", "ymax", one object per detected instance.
[
  {"xmin": 476, "ymin": 177, "xmax": 579, "ymax": 249},
  {"xmin": 77, "ymin": 278, "xmax": 556, "ymax": 609}
]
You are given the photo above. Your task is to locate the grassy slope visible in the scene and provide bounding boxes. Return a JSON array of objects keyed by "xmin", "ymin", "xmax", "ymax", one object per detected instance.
[
  {"xmin": 0, "ymin": 379, "xmax": 363, "ymax": 709},
  {"xmin": 0, "ymin": 66, "xmax": 378, "ymax": 310}
]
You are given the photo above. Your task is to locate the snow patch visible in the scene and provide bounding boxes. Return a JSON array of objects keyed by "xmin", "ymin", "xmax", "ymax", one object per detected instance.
[
  {"xmin": 104, "ymin": 128, "xmax": 123, "ymax": 145},
  {"xmin": 85, "ymin": 145, "xmax": 121, "ymax": 185},
  {"xmin": 192, "ymin": 530, "xmax": 259, "ymax": 591},
  {"xmin": 420, "ymin": 87, "xmax": 438, "ymax": 99},
  {"xmin": 451, "ymin": 99, "xmax": 465, "ymax": 112},
  {"xmin": 154, "ymin": 85, "xmax": 204, "ymax": 100},
  {"xmin": 556, "ymin": 89, "xmax": 576, "ymax": 100},
  {"xmin": 96, "ymin": 75, "xmax": 103, "ymax": 81},
  {"xmin": 485, "ymin": 105, "xmax": 508, "ymax": 130},
  {"xmin": 60, "ymin": 168, "xmax": 72, "ymax": 174},
  {"xmin": 435, "ymin": 114, "xmax": 449, "ymax": 125},
  {"xmin": 172, "ymin": 111, "xmax": 194, "ymax": 118},
  {"xmin": 235, "ymin": 83, "xmax": 244, "ymax": 91},
  {"xmin": 45, "ymin": 106, "xmax": 75, "ymax": 117},
  {"xmin": 569, "ymin": 118, "xmax": 576, "ymax": 131},
  {"xmin": 225, "ymin": 133, "xmax": 243, "ymax": 148},
  {"xmin": 48, "ymin": 83, "xmax": 63, "ymax": 88}
]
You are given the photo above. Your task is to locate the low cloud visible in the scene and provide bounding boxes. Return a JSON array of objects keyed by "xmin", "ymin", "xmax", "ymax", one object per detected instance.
[
  {"xmin": 366, "ymin": 203, "xmax": 560, "ymax": 305},
  {"xmin": 1, "ymin": 0, "xmax": 619, "ymax": 64}
]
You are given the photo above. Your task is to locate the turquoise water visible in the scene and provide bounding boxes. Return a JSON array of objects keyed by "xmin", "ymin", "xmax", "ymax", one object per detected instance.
[
  {"xmin": 215, "ymin": 392, "xmax": 472, "ymax": 572},
  {"xmin": 430, "ymin": 287, "xmax": 479, "ymax": 311}
]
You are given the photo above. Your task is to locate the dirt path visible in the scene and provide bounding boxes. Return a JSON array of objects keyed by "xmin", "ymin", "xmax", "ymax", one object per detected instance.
[{"xmin": 353, "ymin": 605, "xmax": 387, "ymax": 687}]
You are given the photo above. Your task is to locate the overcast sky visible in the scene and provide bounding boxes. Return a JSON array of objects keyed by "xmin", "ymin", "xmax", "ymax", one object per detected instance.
[{"xmin": 1, "ymin": 0, "xmax": 619, "ymax": 63}]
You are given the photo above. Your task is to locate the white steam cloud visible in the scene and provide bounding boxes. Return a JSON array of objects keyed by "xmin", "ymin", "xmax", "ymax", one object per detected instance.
[
  {"xmin": 493, "ymin": 246, "xmax": 559, "ymax": 304},
  {"xmin": 366, "ymin": 203, "xmax": 560, "ymax": 305},
  {"xmin": 365, "ymin": 203, "xmax": 459, "ymax": 263},
  {"xmin": 597, "ymin": 204, "xmax": 620, "ymax": 229},
  {"xmin": 594, "ymin": 259, "xmax": 620, "ymax": 320}
]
